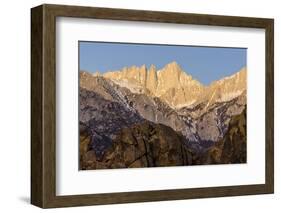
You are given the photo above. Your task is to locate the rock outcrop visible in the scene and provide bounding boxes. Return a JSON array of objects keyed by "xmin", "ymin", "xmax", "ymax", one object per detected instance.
[
  {"xmin": 80, "ymin": 109, "xmax": 247, "ymax": 169},
  {"xmin": 202, "ymin": 108, "xmax": 247, "ymax": 164},
  {"xmin": 80, "ymin": 121, "xmax": 194, "ymax": 170}
]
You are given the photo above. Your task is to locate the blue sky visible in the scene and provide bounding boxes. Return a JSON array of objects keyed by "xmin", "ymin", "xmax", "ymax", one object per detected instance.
[{"xmin": 79, "ymin": 41, "xmax": 246, "ymax": 85}]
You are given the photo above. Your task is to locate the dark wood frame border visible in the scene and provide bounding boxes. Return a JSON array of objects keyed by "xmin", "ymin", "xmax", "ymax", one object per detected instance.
[{"xmin": 31, "ymin": 4, "xmax": 274, "ymax": 208}]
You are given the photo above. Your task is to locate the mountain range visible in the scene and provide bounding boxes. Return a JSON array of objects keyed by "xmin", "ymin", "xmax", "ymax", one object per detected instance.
[
  {"xmin": 97, "ymin": 61, "xmax": 246, "ymax": 108},
  {"xmin": 79, "ymin": 61, "xmax": 247, "ymax": 170}
]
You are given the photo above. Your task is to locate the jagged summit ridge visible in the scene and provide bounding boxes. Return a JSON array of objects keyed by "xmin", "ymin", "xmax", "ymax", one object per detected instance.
[
  {"xmin": 101, "ymin": 62, "xmax": 204, "ymax": 107},
  {"xmin": 103, "ymin": 61, "xmax": 200, "ymax": 88},
  {"xmin": 87, "ymin": 62, "xmax": 246, "ymax": 109}
]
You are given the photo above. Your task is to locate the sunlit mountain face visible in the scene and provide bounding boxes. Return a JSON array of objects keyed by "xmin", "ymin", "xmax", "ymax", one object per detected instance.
[{"xmin": 79, "ymin": 62, "xmax": 247, "ymax": 170}]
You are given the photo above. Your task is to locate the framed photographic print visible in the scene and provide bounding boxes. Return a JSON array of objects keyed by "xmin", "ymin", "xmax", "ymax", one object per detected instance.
[{"xmin": 31, "ymin": 4, "xmax": 274, "ymax": 208}]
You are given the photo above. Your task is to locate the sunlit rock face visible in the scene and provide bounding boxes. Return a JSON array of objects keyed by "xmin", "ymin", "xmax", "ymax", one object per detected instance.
[
  {"xmin": 79, "ymin": 62, "xmax": 247, "ymax": 170},
  {"xmin": 81, "ymin": 63, "xmax": 246, "ymax": 144},
  {"xmin": 101, "ymin": 62, "xmax": 246, "ymax": 109}
]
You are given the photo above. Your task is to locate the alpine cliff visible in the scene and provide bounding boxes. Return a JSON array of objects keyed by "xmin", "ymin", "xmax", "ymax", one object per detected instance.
[
  {"xmin": 101, "ymin": 61, "xmax": 246, "ymax": 109},
  {"xmin": 80, "ymin": 61, "xmax": 247, "ymax": 170}
]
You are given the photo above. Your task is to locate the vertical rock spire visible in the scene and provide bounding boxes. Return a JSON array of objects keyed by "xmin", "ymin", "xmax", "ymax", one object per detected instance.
[{"xmin": 146, "ymin": 64, "xmax": 157, "ymax": 93}]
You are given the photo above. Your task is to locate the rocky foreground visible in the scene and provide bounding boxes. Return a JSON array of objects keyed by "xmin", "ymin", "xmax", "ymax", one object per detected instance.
[{"xmin": 80, "ymin": 109, "xmax": 246, "ymax": 169}]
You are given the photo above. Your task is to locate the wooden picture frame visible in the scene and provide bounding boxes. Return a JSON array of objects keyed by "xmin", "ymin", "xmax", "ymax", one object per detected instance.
[{"xmin": 31, "ymin": 4, "xmax": 274, "ymax": 208}]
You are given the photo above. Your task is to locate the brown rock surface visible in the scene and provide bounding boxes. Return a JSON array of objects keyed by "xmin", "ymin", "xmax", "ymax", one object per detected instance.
[
  {"xmin": 202, "ymin": 108, "xmax": 247, "ymax": 164},
  {"xmin": 80, "ymin": 121, "xmax": 194, "ymax": 170}
]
